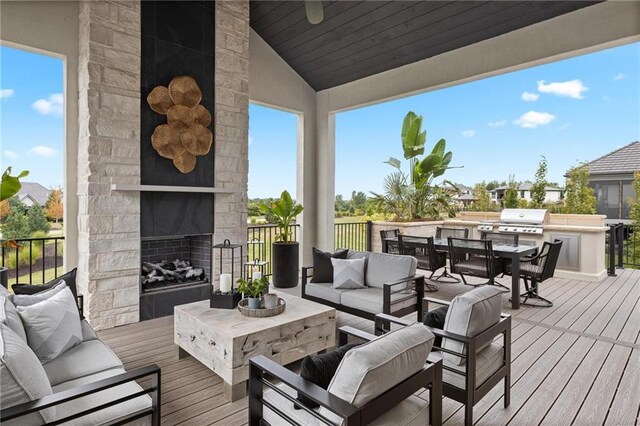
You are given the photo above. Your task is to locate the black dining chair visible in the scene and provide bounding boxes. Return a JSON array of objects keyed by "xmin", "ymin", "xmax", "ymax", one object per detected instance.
[
  {"xmin": 448, "ymin": 237, "xmax": 503, "ymax": 287},
  {"xmin": 480, "ymin": 232, "xmax": 519, "ymax": 287},
  {"xmin": 398, "ymin": 235, "xmax": 443, "ymax": 292},
  {"xmin": 433, "ymin": 227, "xmax": 469, "ymax": 282},
  {"xmin": 380, "ymin": 228, "xmax": 400, "ymax": 254},
  {"xmin": 509, "ymin": 239, "xmax": 563, "ymax": 307}
]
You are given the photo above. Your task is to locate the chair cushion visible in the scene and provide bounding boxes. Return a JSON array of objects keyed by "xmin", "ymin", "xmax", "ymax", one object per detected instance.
[
  {"xmin": 324, "ymin": 323, "xmax": 433, "ymax": 408},
  {"xmin": 264, "ymin": 383, "xmax": 430, "ymax": 426},
  {"xmin": 44, "ymin": 339, "xmax": 123, "ymax": 386},
  {"xmin": 16, "ymin": 286, "xmax": 83, "ymax": 363},
  {"xmin": 365, "ymin": 252, "xmax": 417, "ymax": 289},
  {"xmin": 0, "ymin": 285, "xmax": 9, "ymax": 296},
  {"xmin": 310, "ymin": 248, "xmax": 349, "ymax": 283},
  {"xmin": 305, "ymin": 283, "xmax": 353, "ymax": 305},
  {"xmin": 0, "ymin": 323, "xmax": 55, "ymax": 424},
  {"xmin": 332, "ymin": 258, "xmax": 366, "ymax": 289},
  {"xmin": 0, "ymin": 296, "xmax": 27, "ymax": 342},
  {"xmin": 440, "ymin": 343, "xmax": 505, "ymax": 389},
  {"xmin": 52, "ymin": 368, "xmax": 152, "ymax": 426},
  {"xmin": 81, "ymin": 320, "xmax": 99, "ymax": 342},
  {"xmin": 442, "ymin": 286, "xmax": 503, "ymax": 366},
  {"xmin": 340, "ymin": 287, "xmax": 417, "ymax": 314}
]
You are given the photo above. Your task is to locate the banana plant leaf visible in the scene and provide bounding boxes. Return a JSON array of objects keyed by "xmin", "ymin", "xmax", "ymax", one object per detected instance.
[
  {"xmin": 431, "ymin": 139, "xmax": 446, "ymax": 157},
  {"xmin": 384, "ymin": 157, "xmax": 402, "ymax": 170},
  {"xmin": 442, "ymin": 151, "xmax": 453, "ymax": 167},
  {"xmin": 1, "ymin": 167, "xmax": 29, "ymax": 202},
  {"xmin": 401, "ymin": 113, "xmax": 425, "ymax": 159},
  {"xmin": 420, "ymin": 154, "xmax": 442, "ymax": 174}
]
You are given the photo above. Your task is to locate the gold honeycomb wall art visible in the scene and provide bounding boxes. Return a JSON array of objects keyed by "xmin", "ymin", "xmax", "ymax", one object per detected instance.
[{"xmin": 147, "ymin": 76, "xmax": 212, "ymax": 173}]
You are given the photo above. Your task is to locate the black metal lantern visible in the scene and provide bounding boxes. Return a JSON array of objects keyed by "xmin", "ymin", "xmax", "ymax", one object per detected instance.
[
  {"xmin": 244, "ymin": 257, "xmax": 268, "ymax": 281},
  {"xmin": 210, "ymin": 239, "xmax": 243, "ymax": 309}
]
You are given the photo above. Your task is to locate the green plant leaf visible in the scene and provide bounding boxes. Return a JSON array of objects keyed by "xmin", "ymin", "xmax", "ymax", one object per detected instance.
[
  {"xmin": 402, "ymin": 113, "xmax": 425, "ymax": 159},
  {"xmin": 432, "ymin": 139, "xmax": 446, "ymax": 157},
  {"xmin": 442, "ymin": 151, "xmax": 452, "ymax": 167},
  {"xmin": 1, "ymin": 167, "xmax": 29, "ymax": 202},
  {"xmin": 384, "ymin": 157, "xmax": 402, "ymax": 169},
  {"xmin": 401, "ymin": 111, "xmax": 417, "ymax": 142},
  {"xmin": 420, "ymin": 154, "xmax": 441, "ymax": 173}
]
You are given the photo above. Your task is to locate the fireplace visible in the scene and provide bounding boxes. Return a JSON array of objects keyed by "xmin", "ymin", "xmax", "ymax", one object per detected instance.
[{"xmin": 139, "ymin": 234, "xmax": 213, "ymax": 321}]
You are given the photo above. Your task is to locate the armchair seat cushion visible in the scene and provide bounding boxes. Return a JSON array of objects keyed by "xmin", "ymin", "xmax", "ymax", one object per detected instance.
[
  {"xmin": 44, "ymin": 339, "xmax": 123, "ymax": 386},
  {"xmin": 304, "ymin": 282, "xmax": 353, "ymax": 305},
  {"xmin": 340, "ymin": 287, "xmax": 416, "ymax": 314},
  {"xmin": 51, "ymin": 368, "xmax": 152, "ymax": 426},
  {"xmin": 438, "ymin": 342, "xmax": 505, "ymax": 390},
  {"xmin": 264, "ymin": 383, "xmax": 431, "ymax": 426}
]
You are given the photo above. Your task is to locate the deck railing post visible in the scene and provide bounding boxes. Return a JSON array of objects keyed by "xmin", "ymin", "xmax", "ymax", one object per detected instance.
[
  {"xmin": 616, "ymin": 223, "xmax": 624, "ymax": 269},
  {"xmin": 366, "ymin": 220, "xmax": 373, "ymax": 252},
  {"xmin": 608, "ymin": 224, "xmax": 617, "ymax": 276}
]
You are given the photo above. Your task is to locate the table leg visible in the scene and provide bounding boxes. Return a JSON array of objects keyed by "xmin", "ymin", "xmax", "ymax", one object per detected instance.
[
  {"xmin": 511, "ymin": 257, "xmax": 520, "ymax": 309},
  {"xmin": 224, "ymin": 380, "xmax": 248, "ymax": 402},
  {"xmin": 177, "ymin": 346, "xmax": 190, "ymax": 359}
]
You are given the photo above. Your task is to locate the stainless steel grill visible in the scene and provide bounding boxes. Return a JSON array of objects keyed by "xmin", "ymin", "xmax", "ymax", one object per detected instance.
[{"xmin": 478, "ymin": 208, "xmax": 549, "ymax": 235}]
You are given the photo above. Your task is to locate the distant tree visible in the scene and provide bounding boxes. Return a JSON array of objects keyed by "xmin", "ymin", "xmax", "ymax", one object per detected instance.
[
  {"xmin": 517, "ymin": 198, "xmax": 530, "ymax": 209},
  {"xmin": 2, "ymin": 209, "xmax": 30, "ymax": 239},
  {"xmin": 529, "ymin": 156, "xmax": 548, "ymax": 208},
  {"xmin": 470, "ymin": 183, "xmax": 492, "ymax": 212},
  {"xmin": 503, "ymin": 175, "xmax": 519, "ymax": 209},
  {"xmin": 27, "ymin": 204, "xmax": 50, "ymax": 234},
  {"xmin": 335, "ymin": 194, "xmax": 348, "ymax": 213},
  {"xmin": 0, "ymin": 200, "xmax": 9, "ymax": 221},
  {"xmin": 563, "ymin": 164, "xmax": 596, "ymax": 214},
  {"xmin": 7, "ymin": 196, "xmax": 27, "ymax": 216},
  {"xmin": 485, "ymin": 180, "xmax": 501, "ymax": 191},
  {"xmin": 45, "ymin": 189, "xmax": 64, "ymax": 223},
  {"xmin": 350, "ymin": 191, "xmax": 367, "ymax": 210}
]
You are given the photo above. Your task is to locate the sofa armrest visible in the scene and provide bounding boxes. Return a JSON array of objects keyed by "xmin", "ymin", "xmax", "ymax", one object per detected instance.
[
  {"xmin": 383, "ymin": 275, "xmax": 425, "ymax": 321},
  {"xmin": 374, "ymin": 313, "xmax": 413, "ymax": 335},
  {"xmin": 338, "ymin": 325, "xmax": 376, "ymax": 346},
  {"xmin": 0, "ymin": 364, "xmax": 161, "ymax": 425},
  {"xmin": 383, "ymin": 274, "xmax": 423, "ymax": 287},
  {"xmin": 76, "ymin": 294, "xmax": 84, "ymax": 319},
  {"xmin": 301, "ymin": 266, "xmax": 313, "ymax": 296}
]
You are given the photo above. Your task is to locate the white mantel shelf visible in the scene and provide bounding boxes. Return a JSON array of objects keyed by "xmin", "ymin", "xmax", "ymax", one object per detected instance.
[{"xmin": 110, "ymin": 184, "xmax": 242, "ymax": 194}]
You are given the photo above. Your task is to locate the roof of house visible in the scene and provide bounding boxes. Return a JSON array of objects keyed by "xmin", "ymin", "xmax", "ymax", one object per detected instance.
[
  {"xmin": 456, "ymin": 193, "xmax": 477, "ymax": 201},
  {"xmin": 16, "ymin": 182, "xmax": 50, "ymax": 206},
  {"xmin": 582, "ymin": 141, "xmax": 640, "ymax": 176}
]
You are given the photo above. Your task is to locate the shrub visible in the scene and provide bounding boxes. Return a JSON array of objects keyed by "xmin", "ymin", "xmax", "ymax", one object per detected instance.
[{"xmin": 5, "ymin": 243, "xmax": 43, "ymax": 269}]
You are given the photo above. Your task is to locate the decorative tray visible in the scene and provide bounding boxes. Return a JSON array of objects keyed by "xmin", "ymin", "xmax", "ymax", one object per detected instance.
[{"xmin": 237, "ymin": 297, "xmax": 286, "ymax": 317}]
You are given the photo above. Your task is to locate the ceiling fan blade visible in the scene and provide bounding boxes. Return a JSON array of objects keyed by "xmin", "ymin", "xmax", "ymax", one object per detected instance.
[{"xmin": 305, "ymin": 0, "xmax": 324, "ymax": 25}]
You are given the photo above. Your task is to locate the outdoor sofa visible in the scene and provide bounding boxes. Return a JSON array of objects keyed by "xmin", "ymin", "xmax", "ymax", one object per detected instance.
[
  {"xmin": 0, "ymin": 283, "xmax": 160, "ymax": 425},
  {"xmin": 301, "ymin": 250, "xmax": 425, "ymax": 321}
]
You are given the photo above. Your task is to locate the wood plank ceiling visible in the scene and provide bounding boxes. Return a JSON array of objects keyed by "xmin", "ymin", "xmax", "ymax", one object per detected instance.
[{"xmin": 249, "ymin": 1, "xmax": 600, "ymax": 91}]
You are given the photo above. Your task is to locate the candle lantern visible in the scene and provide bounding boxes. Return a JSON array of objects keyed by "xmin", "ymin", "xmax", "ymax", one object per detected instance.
[
  {"xmin": 210, "ymin": 239, "xmax": 243, "ymax": 309},
  {"xmin": 244, "ymin": 258, "xmax": 268, "ymax": 282}
]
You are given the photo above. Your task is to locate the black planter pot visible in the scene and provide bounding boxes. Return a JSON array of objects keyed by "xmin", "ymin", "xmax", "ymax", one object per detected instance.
[
  {"xmin": 0, "ymin": 267, "xmax": 7, "ymax": 289},
  {"xmin": 272, "ymin": 242, "xmax": 299, "ymax": 288}
]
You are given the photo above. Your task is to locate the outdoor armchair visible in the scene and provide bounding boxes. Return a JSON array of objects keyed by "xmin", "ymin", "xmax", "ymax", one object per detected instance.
[
  {"xmin": 398, "ymin": 234, "xmax": 444, "ymax": 292},
  {"xmin": 379, "ymin": 228, "xmax": 401, "ymax": 254},
  {"xmin": 249, "ymin": 324, "xmax": 443, "ymax": 426},
  {"xmin": 448, "ymin": 237, "xmax": 504, "ymax": 289},
  {"xmin": 433, "ymin": 227, "xmax": 470, "ymax": 282}
]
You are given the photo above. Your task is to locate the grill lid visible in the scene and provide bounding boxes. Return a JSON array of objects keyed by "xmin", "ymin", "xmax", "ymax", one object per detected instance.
[{"xmin": 499, "ymin": 208, "xmax": 549, "ymax": 225}]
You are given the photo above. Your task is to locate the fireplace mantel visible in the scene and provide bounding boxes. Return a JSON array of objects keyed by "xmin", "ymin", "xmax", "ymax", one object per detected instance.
[{"xmin": 110, "ymin": 184, "xmax": 242, "ymax": 194}]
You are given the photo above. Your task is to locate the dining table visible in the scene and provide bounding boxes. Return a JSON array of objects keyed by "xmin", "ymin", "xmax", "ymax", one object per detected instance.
[{"xmin": 381, "ymin": 236, "xmax": 538, "ymax": 309}]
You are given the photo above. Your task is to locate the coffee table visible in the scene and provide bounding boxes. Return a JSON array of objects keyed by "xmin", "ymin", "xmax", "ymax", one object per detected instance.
[{"xmin": 174, "ymin": 292, "xmax": 336, "ymax": 401}]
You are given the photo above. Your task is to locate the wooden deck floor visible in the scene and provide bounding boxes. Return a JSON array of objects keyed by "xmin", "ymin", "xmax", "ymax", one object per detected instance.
[{"xmin": 97, "ymin": 269, "xmax": 640, "ymax": 426}]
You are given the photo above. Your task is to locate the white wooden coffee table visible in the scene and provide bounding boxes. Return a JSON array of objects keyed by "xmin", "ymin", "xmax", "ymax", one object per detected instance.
[{"xmin": 174, "ymin": 292, "xmax": 336, "ymax": 401}]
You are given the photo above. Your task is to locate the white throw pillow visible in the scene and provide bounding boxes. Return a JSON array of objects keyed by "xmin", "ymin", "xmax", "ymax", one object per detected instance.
[
  {"xmin": 11, "ymin": 280, "xmax": 67, "ymax": 307},
  {"xmin": 16, "ymin": 287, "xmax": 82, "ymax": 363},
  {"xmin": 331, "ymin": 258, "xmax": 366, "ymax": 289}
]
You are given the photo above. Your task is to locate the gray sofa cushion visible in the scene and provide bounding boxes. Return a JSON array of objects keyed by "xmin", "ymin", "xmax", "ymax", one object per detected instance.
[
  {"xmin": 331, "ymin": 258, "xmax": 366, "ymax": 289},
  {"xmin": 365, "ymin": 252, "xmax": 417, "ymax": 289},
  {"xmin": 323, "ymin": 323, "xmax": 433, "ymax": 411},
  {"xmin": 44, "ymin": 339, "xmax": 123, "ymax": 386},
  {"xmin": 440, "ymin": 342, "xmax": 504, "ymax": 390},
  {"xmin": 340, "ymin": 287, "xmax": 417, "ymax": 314},
  {"xmin": 304, "ymin": 283, "xmax": 353, "ymax": 305},
  {"xmin": 0, "ymin": 296, "xmax": 27, "ymax": 342},
  {"xmin": 0, "ymin": 323, "xmax": 55, "ymax": 424},
  {"xmin": 17, "ymin": 286, "xmax": 83, "ymax": 363},
  {"xmin": 0, "ymin": 285, "xmax": 8, "ymax": 296},
  {"xmin": 442, "ymin": 286, "xmax": 503, "ymax": 366},
  {"xmin": 52, "ymin": 368, "xmax": 152, "ymax": 425},
  {"xmin": 81, "ymin": 319, "xmax": 99, "ymax": 342}
]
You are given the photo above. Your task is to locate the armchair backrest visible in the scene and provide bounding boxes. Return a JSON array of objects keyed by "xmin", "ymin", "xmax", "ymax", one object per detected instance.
[
  {"xmin": 380, "ymin": 229, "xmax": 400, "ymax": 254},
  {"xmin": 536, "ymin": 239, "xmax": 563, "ymax": 281},
  {"xmin": 436, "ymin": 227, "xmax": 469, "ymax": 240},
  {"xmin": 481, "ymin": 231, "xmax": 519, "ymax": 246},
  {"xmin": 448, "ymin": 237, "xmax": 498, "ymax": 277}
]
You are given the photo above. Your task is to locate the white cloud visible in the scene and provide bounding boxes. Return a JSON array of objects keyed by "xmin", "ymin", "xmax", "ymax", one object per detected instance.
[
  {"xmin": 28, "ymin": 146, "xmax": 58, "ymax": 157},
  {"xmin": 3, "ymin": 150, "xmax": 18, "ymax": 159},
  {"xmin": 0, "ymin": 89, "xmax": 14, "ymax": 99},
  {"xmin": 537, "ymin": 80, "xmax": 588, "ymax": 99},
  {"xmin": 32, "ymin": 93, "xmax": 63, "ymax": 116},
  {"xmin": 461, "ymin": 130, "xmax": 476, "ymax": 138},
  {"xmin": 614, "ymin": 73, "xmax": 627, "ymax": 81},
  {"xmin": 521, "ymin": 92, "xmax": 539, "ymax": 102},
  {"xmin": 513, "ymin": 111, "xmax": 556, "ymax": 128},
  {"xmin": 488, "ymin": 120, "xmax": 507, "ymax": 128}
]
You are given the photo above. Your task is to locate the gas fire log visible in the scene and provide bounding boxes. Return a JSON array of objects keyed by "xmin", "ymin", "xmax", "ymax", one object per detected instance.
[{"xmin": 141, "ymin": 259, "xmax": 206, "ymax": 287}]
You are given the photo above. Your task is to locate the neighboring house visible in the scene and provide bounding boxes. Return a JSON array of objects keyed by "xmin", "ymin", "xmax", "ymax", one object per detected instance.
[
  {"xmin": 16, "ymin": 182, "xmax": 51, "ymax": 207},
  {"xmin": 490, "ymin": 182, "xmax": 563, "ymax": 204},
  {"xmin": 580, "ymin": 141, "xmax": 639, "ymax": 220},
  {"xmin": 444, "ymin": 183, "xmax": 476, "ymax": 207}
]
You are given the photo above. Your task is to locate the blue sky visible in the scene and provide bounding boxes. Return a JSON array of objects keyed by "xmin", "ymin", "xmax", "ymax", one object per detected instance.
[
  {"xmin": 1, "ymin": 45, "xmax": 64, "ymax": 188},
  {"xmin": 250, "ymin": 42, "xmax": 639, "ymax": 198}
]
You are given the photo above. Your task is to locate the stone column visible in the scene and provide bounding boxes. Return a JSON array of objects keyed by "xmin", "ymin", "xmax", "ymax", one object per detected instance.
[
  {"xmin": 77, "ymin": 0, "xmax": 141, "ymax": 330},
  {"xmin": 214, "ymin": 1, "xmax": 249, "ymax": 270}
]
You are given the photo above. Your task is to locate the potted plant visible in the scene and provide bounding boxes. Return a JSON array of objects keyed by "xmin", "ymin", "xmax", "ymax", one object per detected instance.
[
  {"xmin": 259, "ymin": 190, "xmax": 303, "ymax": 288},
  {"xmin": 236, "ymin": 276, "xmax": 269, "ymax": 309},
  {"xmin": 1, "ymin": 167, "xmax": 29, "ymax": 289}
]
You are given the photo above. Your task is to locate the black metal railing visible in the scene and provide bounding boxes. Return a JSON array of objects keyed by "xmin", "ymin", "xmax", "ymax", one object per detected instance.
[
  {"xmin": 334, "ymin": 221, "xmax": 372, "ymax": 252},
  {"xmin": 1, "ymin": 237, "xmax": 65, "ymax": 286},
  {"xmin": 247, "ymin": 225, "xmax": 299, "ymax": 277},
  {"xmin": 606, "ymin": 224, "xmax": 638, "ymax": 276}
]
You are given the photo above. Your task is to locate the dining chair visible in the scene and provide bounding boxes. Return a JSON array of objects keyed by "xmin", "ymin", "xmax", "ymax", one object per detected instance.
[
  {"xmin": 507, "ymin": 239, "xmax": 563, "ymax": 307},
  {"xmin": 379, "ymin": 228, "xmax": 400, "ymax": 254},
  {"xmin": 448, "ymin": 237, "xmax": 503, "ymax": 287},
  {"xmin": 398, "ymin": 234, "xmax": 442, "ymax": 292},
  {"xmin": 433, "ymin": 227, "xmax": 470, "ymax": 282},
  {"xmin": 480, "ymin": 231, "xmax": 519, "ymax": 286}
]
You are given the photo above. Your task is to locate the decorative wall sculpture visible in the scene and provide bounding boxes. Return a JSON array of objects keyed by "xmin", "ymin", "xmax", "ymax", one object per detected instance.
[{"xmin": 147, "ymin": 76, "xmax": 212, "ymax": 173}]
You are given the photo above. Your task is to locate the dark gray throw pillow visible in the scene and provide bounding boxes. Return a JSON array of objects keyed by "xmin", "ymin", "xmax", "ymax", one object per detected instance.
[
  {"xmin": 310, "ymin": 248, "xmax": 348, "ymax": 283},
  {"xmin": 296, "ymin": 343, "xmax": 359, "ymax": 410},
  {"xmin": 12, "ymin": 268, "xmax": 81, "ymax": 318},
  {"xmin": 423, "ymin": 306, "xmax": 448, "ymax": 349}
]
